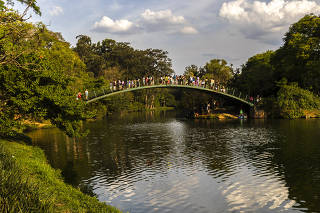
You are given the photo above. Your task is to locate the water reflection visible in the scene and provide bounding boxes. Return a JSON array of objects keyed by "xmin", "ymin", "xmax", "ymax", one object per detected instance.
[{"xmin": 29, "ymin": 112, "xmax": 320, "ymax": 213}]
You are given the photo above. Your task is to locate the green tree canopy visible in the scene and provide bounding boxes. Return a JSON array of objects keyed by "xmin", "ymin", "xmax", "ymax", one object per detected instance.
[
  {"xmin": 0, "ymin": 8, "xmax": 88, "ymax": 137},
  {"xmin": 74, "ymin": 36, "xmax": 173, "ymax": 81},
  {"xmin": 272, "ymin": 14, "xmax": 320, "ymax": 94},
  {"xmin": 232, "ymin": 51, "xmax": 275, "ymax": 97},
  {"xmin": 184, "ymin": 64, "xmax": 200, "ymax": 77},
  {"xmin": 203, "ymin": 59, "xmax": 233, "ymax": 84}
]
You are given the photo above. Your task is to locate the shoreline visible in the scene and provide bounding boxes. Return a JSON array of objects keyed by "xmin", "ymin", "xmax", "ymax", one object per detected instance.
[
  {"xmin": 193, "ymin": 112, "xmax": 239, "ymax": 120},
  {"xmin": 0, "ymin": 139, "xmax": 122, "ymax": 213}
]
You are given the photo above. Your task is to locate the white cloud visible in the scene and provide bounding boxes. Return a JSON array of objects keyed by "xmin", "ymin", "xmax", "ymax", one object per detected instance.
[
  {"xmin": 180, "ymin": 26, "xmax": 198, "ymax": 34},
  {"xmin": 49, "ymin": 6, "xmax": 63, "ymax": 16},
  {"xmin": 92, "ymin": 16, "xmax": 136, "ymax": 33},
  {"xmin": 141, "ymin": 9, "xmax": 185, "ymax": 24},
  {"xmin": 219, "ymin": 0, "xmax": 320, "ymax": 42},
  {"xmin": 140, "ymin": 9, "xmax": 198, "ymax": 34},
  {"xmin": 92, "ymin": 9, "xmax": 198, "ymax": 35}
]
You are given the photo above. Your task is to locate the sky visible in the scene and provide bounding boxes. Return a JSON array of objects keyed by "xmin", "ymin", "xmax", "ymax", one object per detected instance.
[{"xmin": 12, "ymin": 0, "xmax": 320, "ymax": 74}]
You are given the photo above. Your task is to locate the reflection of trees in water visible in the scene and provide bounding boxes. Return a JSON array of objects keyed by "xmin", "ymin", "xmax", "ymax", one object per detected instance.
[
  {"xmin": 180, "ymin": 119, "xmax": 252, "ymax": 179},
  {"xmin": 220, "ymin": 119, "xmax": 320, "ymax": 212},
  {"xmin": 85, "ymin": 120, "xmax": 176, "ymax": 183},
  {"xmin": 180, "ymin": 121, "xmax": 302, "ymax": 212},
  {"xmin": 181, "ymin": 119, "xmax": 314, "ymax": 211},
  {"xmin": 61, "ymin": 161, "xmax": 78, "ymax": 185},
  {"xmin": 29, "ymin": 128, "xmax": 92, "ymax": 187},
  {"xmin": 181, "ymin": 128, "xmax": 233, "ymax": 179},
  {"xmin": 116, "ymin": 110, "xmax": 175, "ymax": 123},
  {"xmin": 263, "ymin": 120, "xmax": 320, "ymax": 212}
]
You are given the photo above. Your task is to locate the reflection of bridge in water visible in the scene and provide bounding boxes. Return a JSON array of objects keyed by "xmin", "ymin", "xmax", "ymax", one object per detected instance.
[{"xmin": 86, "ymin": 84, "xmax": 254, "ymax": 107}]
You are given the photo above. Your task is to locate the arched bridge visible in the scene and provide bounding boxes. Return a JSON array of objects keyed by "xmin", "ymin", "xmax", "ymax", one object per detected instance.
[{"xmin": 86, "ymin": 84, "xmax": 254, "ymax": 107}]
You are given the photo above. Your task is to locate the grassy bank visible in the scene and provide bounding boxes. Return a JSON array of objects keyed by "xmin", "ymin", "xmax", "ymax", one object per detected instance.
[{"xmin": 0, "ymin": 140, "xmax": 121, "ymax": 213}]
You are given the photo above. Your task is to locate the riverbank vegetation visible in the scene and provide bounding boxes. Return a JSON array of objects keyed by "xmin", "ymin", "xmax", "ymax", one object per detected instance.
[
  {"xmin": 263, "ymin": 80, "xmax": 320, "ymax": 119},
  {"xmin": 0, "ymin": 139, "xmax": 121, "ymax": 212},
  {"xmin": 231, "ymin": 14, "xmax": 320, "ymax": 118},
  {"xmin": 0, "ymin": 1, "xmax": 90, "ymax": 138}
]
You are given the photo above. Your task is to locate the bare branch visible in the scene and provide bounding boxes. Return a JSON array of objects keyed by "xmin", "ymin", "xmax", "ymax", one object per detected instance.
[{"xmin": 21, "ymin": 0, "xmax": 34, "ymax": 18}]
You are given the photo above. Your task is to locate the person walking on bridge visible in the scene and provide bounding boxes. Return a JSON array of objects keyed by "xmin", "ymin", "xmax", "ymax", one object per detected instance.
[
  {"xmin": 110, "ymin": 82, "xmax": 113, "ymax": 92},
  {"xmin": 85, "ymin": 89, "xmax": 88, "ymax": 100},
  {"xmin": 77, "ymin": 92, "xmax": 82, "ymax": 100}
]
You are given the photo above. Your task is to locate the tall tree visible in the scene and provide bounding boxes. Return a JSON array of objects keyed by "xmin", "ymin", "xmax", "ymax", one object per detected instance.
[
  {"xmin": 203, "ymin": 59, "xmax": 233, "ymax": 85},
  {"xmin": 74, "ymin": 36, "xmax": 174, "ymax": 80},
  {"xmin": 272, "ymin": 14, "xmax": 320, "ymax": 94},
  {"xmin": 184, "ymin": 64, "xmax": 199, "ymax": 77},
  {"xmin": 74, "ymin": 35, "xmax": 105, "ymax": 77},
  {"xmin": 0, "ymin": 8, "xmax": 87, "ymax": 137},
  {"xmin": 232, "ymin": 51, "xmax": 275, "ymax": 97}
]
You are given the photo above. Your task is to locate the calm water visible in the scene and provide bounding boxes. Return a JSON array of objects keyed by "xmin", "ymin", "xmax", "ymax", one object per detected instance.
[{"xmin": 28, "ymin": 111, "xmax": 320, "ymax": 213}]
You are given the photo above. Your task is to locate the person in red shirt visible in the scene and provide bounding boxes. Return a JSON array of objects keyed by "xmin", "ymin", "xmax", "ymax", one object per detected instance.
[{"xmin": 77, "ymin": 92, "xmax": 82, "ymax": 100}]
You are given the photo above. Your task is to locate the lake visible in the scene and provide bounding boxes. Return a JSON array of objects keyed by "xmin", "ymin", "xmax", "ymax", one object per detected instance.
[{"xmin": 28, "ymin": 111, "xmax": 320, "ymax": 213}]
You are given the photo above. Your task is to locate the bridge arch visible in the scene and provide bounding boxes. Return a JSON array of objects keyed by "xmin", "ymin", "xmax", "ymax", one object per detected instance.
[{"xmin": 86, "ymin": 84, "xmax": 254, "ymax": 107}]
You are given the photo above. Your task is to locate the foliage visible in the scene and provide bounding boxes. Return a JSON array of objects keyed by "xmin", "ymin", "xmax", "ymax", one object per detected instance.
[
  {"xmin": 74, "ymin": 36, "xmax": 174, "ymax": 80},
  {"xmin": 0, "ymin": 0, "xmax": 41, "ymax": 15},
  {"xmin": 184, "ymin": 64, "xmax": 200, "ymax": 77},
  {"xmin": 73, "ymin": 35, "xmax": 177, "ymax": 115},
  {"xmin": 232, "ymin": 14, "xmax": 320, "ymax": 100},
  {"xmin": 155, "ymin": 89, "xmax": 176, "ymax": 107},
  {"xmin": 232, "ymin": 51, "xmax": 275, "ymax": 97},
  {"xmin": 184, "ymin": 59, "xmax": 233, "ymax": 84},
  {"xmin": 0, "ymin": 9, "xmax": 88, "ymax": 137},
  {"xmin": 203, "ymin": 59, "xmax": 233, "ymax": 85},
  {"xmin": 176, "ymin": 90, "xmax": 212, "ymax": 114},
  {"xmin": 272, "ymin": 14, "xmax": 320, "ymax": 94},
  {"xmin": 275, "ymin": 80, "xmax": 320, "ymax": 118},
  {"xmin": 230, "ymin": 14, "xmax": 320, "ymax": 119},
  {"xmin": 0, "ymin": 140, "xmax": 122, "ymax": 212},
  {"xmin": 99, "ymin": 89, "xmax": 178, "ymax": 114}
]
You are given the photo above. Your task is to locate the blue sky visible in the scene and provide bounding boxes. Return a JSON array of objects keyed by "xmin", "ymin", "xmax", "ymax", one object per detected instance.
[{"xmin": 13, "ymin": 0, "xmax": 320, "ymax": 74}]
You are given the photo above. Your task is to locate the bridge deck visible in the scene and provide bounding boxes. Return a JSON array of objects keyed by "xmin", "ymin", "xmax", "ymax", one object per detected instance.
[{"xmin": 86, "ymin": 84, "xmax": 254, "ymax": 107}]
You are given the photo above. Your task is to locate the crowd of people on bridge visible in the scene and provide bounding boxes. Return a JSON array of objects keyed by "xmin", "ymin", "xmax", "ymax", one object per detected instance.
[
  {"xmin": 77, "ymin": 75, "xmax": 261, "ymax": 104},
  {"xmin": 108, "ymin": 75, "xmax": 227, "ymax": 93}
]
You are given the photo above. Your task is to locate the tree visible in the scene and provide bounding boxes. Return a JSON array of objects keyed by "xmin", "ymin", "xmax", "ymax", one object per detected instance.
[
  {"xmin": 203, "ymin": 59, "xmax": 233, "ymax": 84},
  {"xmin": 142, "ymin": 48, "xmax": 173, "ymax": 77},
  {"xmin": 1, "ymin": 0, "xmax": 41, "ymax": 15},
  {"xmin": 0, "ymin": 9, "xmax": 88, "ymax": 137},
  {"xmin": 184, "ymin": 64, "xmax": 199, "ymax": 77},
  {"xmin": 232, "ymin": 51, "xmax": 275, "ymax": 97},
  {"xmin": 74, "ymin": 36, "xmax": 174, "ymax": 80},
  {"xmin": 74, "ymin": 35, "xmax": 105, "ymax": 77},
  {"xmin": 272, "ymin": 14, "xmax": 320, "ymax": 94}
]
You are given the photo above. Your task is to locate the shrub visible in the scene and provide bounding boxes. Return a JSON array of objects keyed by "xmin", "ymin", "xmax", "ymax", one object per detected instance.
[{"xmin": 276, "ymin": 82, "xmax": 320, "ymax": 118}]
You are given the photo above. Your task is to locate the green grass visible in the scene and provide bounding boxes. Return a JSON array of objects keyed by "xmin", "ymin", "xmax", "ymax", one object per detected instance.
[{"xmin": 0, "ymin": 140, "xmax": 122, "ymax": 213}]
